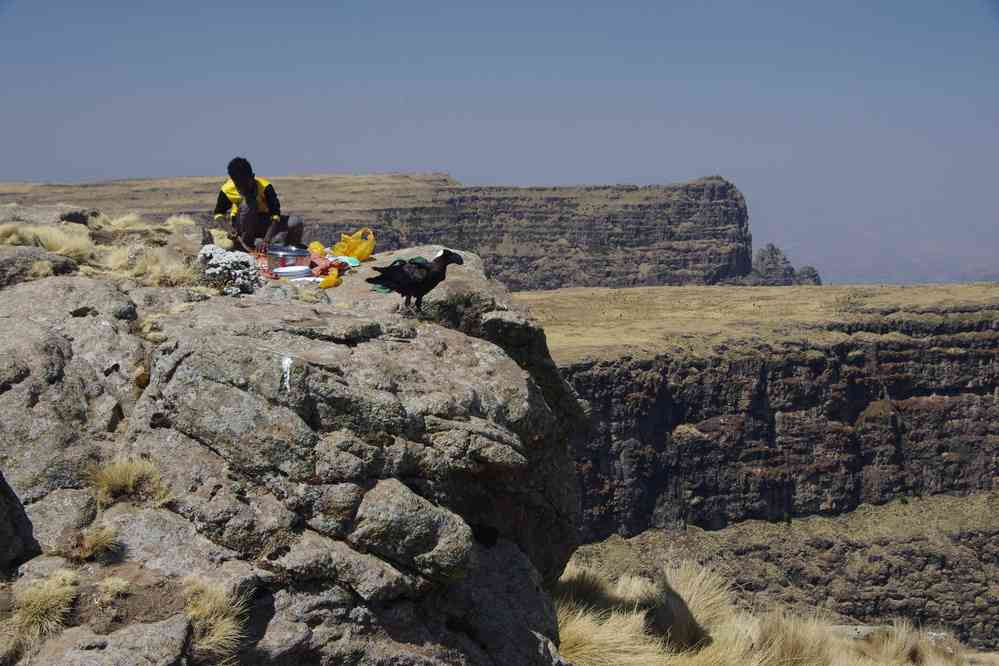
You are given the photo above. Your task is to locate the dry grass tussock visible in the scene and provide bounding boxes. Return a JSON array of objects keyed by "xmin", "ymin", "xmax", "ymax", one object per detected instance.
[
  {"xmin": 0, "ymin": 569, "xmax": 79, "ymax": 665},
  {"xmin": 95, "ymin": 576, "xmax": 130, "ymax": 604},
  {"xmin": 64, "ymin": 524, "xmax": 121, "ymax": 563},
  {"xmin": 555, "ymin": 562, "xmax": 984, "ymax": 666},
  {"xmin": 0, "ymin": 214, "xmax": 202, "ymax": 287},
  {"xmin": 87, "ymin": 457, "xmax": 168, "ymax": 508},
  {"xmin": 0, "ymin": 222, "xmax": 95, "ymax": 261},
  {"xmin": 182, "ymin": 577, "xmax": 248, "ymax": 662},
  {"xmin": 92, "ymin": 213, "xmax": 200, "ymax": 286},
  {"xmin": 99, "ymin": 244, "xmax": 198, "ymax": 287}
]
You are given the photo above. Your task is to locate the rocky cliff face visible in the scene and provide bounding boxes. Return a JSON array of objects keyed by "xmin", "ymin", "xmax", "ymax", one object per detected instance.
[
  {"xmin": 534, "ymin": 283, "xmax": 999, "ymax": 648},
  {"xmin": 0, "ymin": 237, "xmax": 581, "ymax": 664},
  {"xmin": 2, "ymin": 174, "xmax": 754, "ymax": 291},
  {"xmin": 362, "ymin": 177, "xmax": 752, "ymax": 291},
  {"xmin": 563, "ymin": 302, "xmax": 999, "ymax": 540}
]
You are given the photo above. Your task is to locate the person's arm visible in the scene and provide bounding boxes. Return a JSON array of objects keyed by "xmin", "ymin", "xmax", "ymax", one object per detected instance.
[
  {"xmin": 212, "ymin": 190, "xmax": 231, "ymax": 222},
  {"xmin": 262, "ymin": 184, "xmax": 282, "ymax": 243}
]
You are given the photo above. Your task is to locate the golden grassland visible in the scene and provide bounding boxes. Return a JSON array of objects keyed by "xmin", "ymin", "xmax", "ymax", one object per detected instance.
[
  {"xmin": 513, "ymin": 283, "xmax": 999, "ymax": 363},
  {"xmin": 0, "ymin": 172, "xmax": 715, "ymax": 222},
  {"xmin": 573, "ymin": 492, "xmax": 999, "ymax": 575},
  {"xmin": 554, "ymin": 559, "xmax": 998, "ymax": 666},
  {"xmin": 0, "ymin": 173, "xmax": 456, "ymax": 220}
]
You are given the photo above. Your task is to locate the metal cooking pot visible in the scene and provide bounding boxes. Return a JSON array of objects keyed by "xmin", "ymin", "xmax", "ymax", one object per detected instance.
[
  {"xmin": 272, "ymin": 265, "xmax": 313, "ymax": 280},
  {"xmin": 266, "ymin": 244, "xmax": 310, "ymax": 269}
]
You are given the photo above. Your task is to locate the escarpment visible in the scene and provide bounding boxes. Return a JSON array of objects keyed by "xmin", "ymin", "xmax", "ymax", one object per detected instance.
[
  {"xmin": 0, "ymin": 240, "xmax": 582, "ymax": 664},
  {"xmin": 2, "ymin": 173, "xmax": 753, "ymax": 290},
  {"xmin": 520, "ymin": 283, "xmax": 999, "ymax": 648},
  {"xmin": 521, "ymin": 284, "xmax": 999, "ymax": 539},
  {"xmin": 365, "ymin": 177, "xmax": 751, "ymax": 290}
]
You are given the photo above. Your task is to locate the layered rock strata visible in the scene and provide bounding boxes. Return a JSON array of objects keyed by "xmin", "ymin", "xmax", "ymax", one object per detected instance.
[
  {"xmin": 517, "ymin": 284, "xmax": 999, "ymax": 541},
  {"xmin": 1, "ymin": 174, "xmax": 753, "ymax": 290}
]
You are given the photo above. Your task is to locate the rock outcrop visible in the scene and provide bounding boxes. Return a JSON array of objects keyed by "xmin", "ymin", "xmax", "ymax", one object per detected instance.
[
  {"xmin": 0, "ymin": 245, "xmax": 582, "ymax": 664},
  {"xmin": 737, "ymin": 243, "xmax": 823, "ymax": 286},
  {"xmin": 1, "ymin": 174, "xmax": 754, "ymax": 291},
  {"xmin": 0, "ymin": 471, "xmax": 38, "ymax": 571}
]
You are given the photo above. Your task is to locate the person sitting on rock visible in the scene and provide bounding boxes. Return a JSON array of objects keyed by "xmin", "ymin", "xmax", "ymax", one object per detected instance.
[{"xmin": 212, "ymin": 156, "xmax": 304, "ymax": 251}]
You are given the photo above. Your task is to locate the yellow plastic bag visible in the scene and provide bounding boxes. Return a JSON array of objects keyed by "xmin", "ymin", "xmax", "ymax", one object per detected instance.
[
  {"xmin": 331, "ymin": 233, "xmax": 353, "ymax": 256},
  {"xmin": 348, "ymin": 228, "xmax": 376, "ymax": 261},
  {"xmin": 330, "ymin": 228, "xmax": 376, "ymax": 260},
  {"xmin": 307, "ymin": 241, "xmax": 327, "ymax": 255},
  {"xmin": 319, "ymin": 269, "xmax": 341, "ymax": 289}
]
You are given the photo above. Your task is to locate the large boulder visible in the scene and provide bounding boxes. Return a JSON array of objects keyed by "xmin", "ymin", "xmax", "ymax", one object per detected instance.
[
  {"xmin": 0, "ymin": 246, "xmax": 78, "ymax": 287},
  {"xmin": 0, "ymin": 470, "xmax": 38, "ymax": 571},
  {"xmin": 0, "ymin": 246, "xmax": 582, "ymax": 665}
]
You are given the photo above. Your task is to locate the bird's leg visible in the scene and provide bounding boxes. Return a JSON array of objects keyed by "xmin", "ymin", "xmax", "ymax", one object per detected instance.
[{"xmin": 415, "ymin": 296, "xmax": 424, "ymax": 311}]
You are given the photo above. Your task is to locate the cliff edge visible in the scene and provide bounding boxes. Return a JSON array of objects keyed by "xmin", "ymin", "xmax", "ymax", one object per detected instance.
[{"xmin": 0, "ymin": 226, "xmax": 582, "ymax": 664}]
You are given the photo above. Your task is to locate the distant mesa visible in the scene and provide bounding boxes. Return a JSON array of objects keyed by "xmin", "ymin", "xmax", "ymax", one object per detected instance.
[{"xmin": 0, "ymin": 173, "xmax": 793, "ymax": 291}]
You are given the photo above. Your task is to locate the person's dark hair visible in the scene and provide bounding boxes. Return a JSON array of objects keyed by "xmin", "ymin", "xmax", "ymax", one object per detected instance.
[{"xmin": 227, "ymin": 157, "xmax": 253, "ymax": 181}]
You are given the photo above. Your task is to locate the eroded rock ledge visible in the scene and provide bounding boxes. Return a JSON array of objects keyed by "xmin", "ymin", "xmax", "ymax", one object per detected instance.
[{"xmin": 0, "ymin": 246, "xmax": 582, "ymax": 665}]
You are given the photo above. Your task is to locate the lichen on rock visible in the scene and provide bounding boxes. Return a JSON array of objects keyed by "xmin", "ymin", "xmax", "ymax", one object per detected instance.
[{"xmin": 197, "ymin": 244, "xmax": 262, "ymax": 295}]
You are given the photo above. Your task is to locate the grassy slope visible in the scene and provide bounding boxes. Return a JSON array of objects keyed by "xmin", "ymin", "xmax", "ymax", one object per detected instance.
[
  {"xmin": 570, "ymin": 492, "xmax": 999, "ymax": 652},
  {"xmin": 514, "ymin": 283, "xmax": 999, "ymax": 363},
  {"xmin": 0, "ymin": 173, "xmax": 455, "ymax": 223}
]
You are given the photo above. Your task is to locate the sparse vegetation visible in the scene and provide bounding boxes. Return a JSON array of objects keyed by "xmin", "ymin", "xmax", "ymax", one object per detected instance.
[
  {"xmin": 208, "ymin": 228, "xmax": 234, "ymax": 250},
  {"xmin": 65, "ymin": 525, "xmax": 121, "ymax": 563},
  {"xmin": 95, "ymin": 576, "xmax": 130, "ymax": 605},
  {"xmin": 27, "ymin": 260, "xmax": 54, "ymax": 278},
  {"xmin": 0, "ymin": 213, "xmax": 202, "ymax": 287},
  {"xmin": 555, "ymin": 561, "xmax": 987, "ymax": 666},
  {"xmin": 0, "ymin": 222, "xmax": 96, "ymax": 261},
  {"xmin": 87, "ymin": 457, "xmax": 168, "ymax": 508},
  {"xmin": 0, "ymin": 569, "xmax": 79, "ymax": 665},
  {"xmin": 182, "ymin": 577, "xmax": 248, "ymax": 663},
  {"xmin": 557, "ymin": 601, "xmax": 668, "ymax": 666}
]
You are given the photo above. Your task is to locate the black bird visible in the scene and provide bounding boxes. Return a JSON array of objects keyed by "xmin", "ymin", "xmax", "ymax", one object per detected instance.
[{"xmin": 366, "ymin": 249, "xmax": 465, "ymax": 311}]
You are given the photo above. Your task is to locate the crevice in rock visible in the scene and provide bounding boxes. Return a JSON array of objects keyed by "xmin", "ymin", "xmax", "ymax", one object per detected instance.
[
  {"xmin": 280, "ymin": 325, "xmax": 383, "ymax": 347},
  {"xmin": 470, "ymin": 523, "xmax": 499, "ymax": 547},
  {"xmin": 70, "ymin": 306, "xmax": 98, "ymax": 318},
  {"xmin": 445, "ymin": 614, "xmax": 490, "ymax": 654}
]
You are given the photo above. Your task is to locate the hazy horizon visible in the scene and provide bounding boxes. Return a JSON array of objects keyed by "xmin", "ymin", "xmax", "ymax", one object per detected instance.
[{"xmin": 2, "ymin": 1, "xmax": 997, "ymax": 284}]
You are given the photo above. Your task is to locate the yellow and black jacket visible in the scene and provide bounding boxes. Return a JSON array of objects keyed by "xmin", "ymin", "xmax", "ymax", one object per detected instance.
[{"xmin": 212, "ymin": 177, "xmax": 281, "ymax": 223}]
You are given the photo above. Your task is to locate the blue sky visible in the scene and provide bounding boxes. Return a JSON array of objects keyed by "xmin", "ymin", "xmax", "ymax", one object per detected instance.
[{"xmin": 1, "ymin": 1, "xmax": 997, "ymax": 282}]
